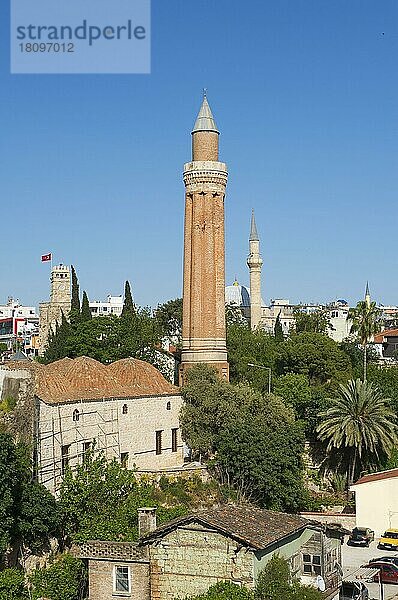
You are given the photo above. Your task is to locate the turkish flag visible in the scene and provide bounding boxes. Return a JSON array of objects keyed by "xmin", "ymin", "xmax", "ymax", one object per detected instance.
[{"xmin": 41, "ymin": 253, "xmax": 52, "ymax": 262}]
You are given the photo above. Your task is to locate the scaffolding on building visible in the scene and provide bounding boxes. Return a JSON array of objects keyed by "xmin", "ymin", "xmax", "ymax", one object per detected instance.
[{"xmin": 36, "ymin": 397, "xmax": 121, "ymax": 492}]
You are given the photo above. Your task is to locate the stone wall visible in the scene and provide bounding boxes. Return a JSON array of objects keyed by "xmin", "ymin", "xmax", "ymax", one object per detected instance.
[
  {"xmin": 300, "ymin": 513, "xmax": 356, "ymax": 533},
  {"xmin": 148, "ymin": 523, "xmax": 254, "ymax": 600},
  {"xmin": 37, "ymin": 393, "xmax": 184, "ymax": 493},
  {"xmin": 0, "ymin": 367, "xmax": 36, "ymax": 444}
]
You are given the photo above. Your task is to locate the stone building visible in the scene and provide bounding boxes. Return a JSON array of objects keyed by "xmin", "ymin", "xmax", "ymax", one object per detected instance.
[
  {"xmin": 81, "ymin": 505, "xmax": 343, "ymax": 600},
  {"xmin": 0, "ymin": 356, "xmax": 184, "ymax": 494},
  {"xmin": 38, "ymin": 264, "xmax": 71, "ymax": 355},
  {"xmin": 180, "ymin": 92, "xmax": 229, "ymax": 382}
]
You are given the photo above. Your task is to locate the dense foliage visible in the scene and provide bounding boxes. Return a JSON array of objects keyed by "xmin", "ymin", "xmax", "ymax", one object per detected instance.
[
  {"xmin": 30, "ymin": 554, "xmax": 87, "ymax": 600},
  {"xmin": 59, "ymin": 451, "xmax": 226, "ymax": 544},
  {"xmin": 181, "ymin": 365, "xmax": 307, "ymax": 510},
  {"xmin": 317, "ymin": 379, "xmax": 398, "ymax": 483},
  {"xmin": 0, "ymin": 434, "xmax": 59, "ymax": 563}
]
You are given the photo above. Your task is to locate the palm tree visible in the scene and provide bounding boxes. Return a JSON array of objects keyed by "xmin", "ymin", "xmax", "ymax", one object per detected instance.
[
  {"xmin": 349, "ymin": 290, "xmax": 381, "ymax": 381},
  {"xmin": 317, "ymin": 379, "xmax": 398, "ymax": 486}
]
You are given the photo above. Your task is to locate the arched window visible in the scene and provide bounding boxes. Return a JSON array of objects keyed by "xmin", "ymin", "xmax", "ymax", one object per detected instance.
[
  {"xmin": 122, "ymin": 404, "xmax": 128, "ymax": 415},
  {"xmin": 166, "ymin": 401, "xmax": 171, "ymax": 411},
  {"xmin": 73, "ymin": 409, "xmax": 80, "ymax": 422}
]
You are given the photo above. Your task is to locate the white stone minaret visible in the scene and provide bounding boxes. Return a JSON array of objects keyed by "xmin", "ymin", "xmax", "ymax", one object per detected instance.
[{"xmin": 247, "ymin": 211, "xmax": 263, "ymax": 330}]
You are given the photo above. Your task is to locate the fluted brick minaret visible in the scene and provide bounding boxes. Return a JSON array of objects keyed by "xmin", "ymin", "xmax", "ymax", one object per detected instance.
[
  {"xmin": 180, "ymin": 93, "xmax": 229, "ymax": 383},
  {"xmin": 247, "ymin": 211, "xmax": 263, "ymax": 330}
]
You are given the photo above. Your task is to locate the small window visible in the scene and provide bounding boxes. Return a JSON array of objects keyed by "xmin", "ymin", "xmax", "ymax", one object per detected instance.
[
  {"xmin": 122, "ymin": 404, "xmax": 128, "ymax": 415},
  {"xmin": 166, "ymin": 401, "xmax": 171, "ymax": 411},
  {"xmin": 172, "ymin": 428, "xmax": 178, "ymax": 453},
  {"xmin": 73, "ymin": 409, "xmax": 80, "ymax": 422},
  {"xmin": 120, "ymin": 452, "xmax": 129, "ymax": 468},
  {"xmin": 302, "ymin": 553, "xmax": 322, "ymax": 576},
  {"xmin": 61, "ymin": 444, "xmax": 70, "ymax": 475},
  {"xmin": 114, "ymin": 565, "xmax": 130, "ymax": 593},
  {"xmin": 156, "ymin": 430, "xmax": 162, "ymax": 455}
]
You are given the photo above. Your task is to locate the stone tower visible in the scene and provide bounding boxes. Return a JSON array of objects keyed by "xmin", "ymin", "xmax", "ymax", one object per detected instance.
[
  {"xmin": 180, "ymin": 93, "xmax": 229, "ymax": 383},
  {"xmin": 247, "ymin": 211, "xmax": 263, "ymax": 330},
  {"xmin": 38, "ymin": 264, "xmax": 71, "ymax": 355}
]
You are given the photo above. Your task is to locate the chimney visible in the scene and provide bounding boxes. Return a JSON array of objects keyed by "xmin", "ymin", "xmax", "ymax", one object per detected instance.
[{"xmin": 138, "ymin": 507, "xmax": 157, "ymax": 538}]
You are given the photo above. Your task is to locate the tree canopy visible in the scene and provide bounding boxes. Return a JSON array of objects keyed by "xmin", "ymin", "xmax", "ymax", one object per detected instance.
[
  {"xmin": 0, "ymin": 433, "xmax": 60, "ymax": 563},
  {"xmin": 181, "ymin": 365, "xmax": 306, "ymax": 511},
  {"xmin": 317, "ymin": 379, "xmax": 398, "ymax": 484}
]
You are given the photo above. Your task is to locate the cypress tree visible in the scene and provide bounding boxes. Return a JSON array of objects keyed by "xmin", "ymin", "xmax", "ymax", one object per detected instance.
[
  {"xmin": 44, "ymin": 311, "xmax": 71, "ymax": 362},
  {"xmin": 274, "ymin": 312, "xmax": 284, "ymax": 342},
  {"xmin": 70, "ymin": 265, "xmax": 81, "ymax": 324},
  {"xmin": 81, "ymin": 291, "xmax": 92, "ymax": 322},
  {"xmin": 121, "ymin": 281, "xmax": 135, "ymax": 318}
]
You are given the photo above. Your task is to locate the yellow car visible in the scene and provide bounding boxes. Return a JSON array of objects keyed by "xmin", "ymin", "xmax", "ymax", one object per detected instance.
[{"xmin": 378, "ymin": 529, "xmax": 398, "ymax": 550}]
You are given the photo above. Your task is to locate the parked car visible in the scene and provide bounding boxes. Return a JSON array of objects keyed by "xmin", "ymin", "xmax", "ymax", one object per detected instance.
[
  {"xmin": 369, "ymin": 556, "xmax": 398, "ymax": 567},
  {"xmin": 363, "ymin": 561, "xmax": 398, "ymax": 584},
  {"xmin": 348, "ymin": 527, "xmax": 375, "ymax": 547},
  {"xmin": 378, "ymin": 529, "xmax": 398, "ymax": 550},
  {"xmin": 339, "ymin": 581, "xmax": 369, "ymax": 600}
]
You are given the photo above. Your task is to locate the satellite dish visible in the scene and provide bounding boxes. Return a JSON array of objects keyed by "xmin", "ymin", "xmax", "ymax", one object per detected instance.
[{"xmin": 316, "ymin": 576, "xmax": 326, "ymax": 592}]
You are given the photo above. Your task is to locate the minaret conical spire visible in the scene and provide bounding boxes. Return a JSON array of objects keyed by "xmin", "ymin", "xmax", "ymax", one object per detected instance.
[
  {"xmin": 250, "ymin": 210, "xmax": 259, "ymax": 241},
  {"xmin": 192, "ymin": 92, "xmax": 219, "ymax": 134},
  {"xmin": 365, "ymin": 281, "xmax": 371, "ymax": 308}
]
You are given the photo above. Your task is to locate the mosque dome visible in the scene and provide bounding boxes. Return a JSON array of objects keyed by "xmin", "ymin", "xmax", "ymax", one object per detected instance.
[{"xmin": 225, "ymin": 280, "xmax": 251, "ymax": 307}]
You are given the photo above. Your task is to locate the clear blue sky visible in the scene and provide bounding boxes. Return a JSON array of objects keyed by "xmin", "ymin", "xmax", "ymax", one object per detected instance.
[{"xmin": 1, "ymin": 0, "xmax": 397, "ymax": 309}]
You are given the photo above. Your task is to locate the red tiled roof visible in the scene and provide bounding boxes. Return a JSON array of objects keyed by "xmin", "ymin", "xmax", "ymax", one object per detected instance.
[
  {"xmin": 373, "ymin": 329, "xmax": 398, "ymax": 344},
  {"xmin": 352, "ymin": 468, "xmax": 398, "ymax": 486},
  {"xmin": 5, "ymin": 356, "xmax": 178, "ymax": 403}
]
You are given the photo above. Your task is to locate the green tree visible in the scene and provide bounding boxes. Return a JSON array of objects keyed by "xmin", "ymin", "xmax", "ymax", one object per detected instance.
[
  {"xmin": 367, "ymin": 364, "xmax": 398, "ymax": 414},
  {"xmin": 59, "ymin": 452, "xmax": 188, "ymax": 543},
  {"xmin": 180, "ymin": 364, "xmax": 246, "ymax": 459},
  {"xmin": 0, "ymin": 434, "xmax": 19, "ymax": 560},
  {"xmin": 349, "ymin": 299, "xmax": 381, "ymax": 381},
  {"xmin": 255, "ymin": 556, "xmax": 323, "ymax": 600},
  {"xmin": 70, "ymin": 265, "xmax": 80, "ymax": 324},
  {"xmin": 179, "ymin": 581, "xmax": 254, "ymax": 600},
  {"xmin": 276, "ymin": 332, "xmax": 352, "ymax": 385},
  {"xmin": 215, "ymin": 396, "xmax": 306, "ymax": 510},
  {"xmin": 80, "ymin": 291, "xmax": 92, "ymax": 322},
  {"xmin": 181, "ymin": 365, "xmax": 306, "ymax": 510},
  {"xmin": 16, "ymin": 480, "xmax": 60, "ymax": 553},
  {"xmin": 121, "ymin": 280, "xmax": 135, "ymax": 318},
  {"xmin": 30, "ymin": 554, "xmax": 86, "ymax": 600},
  {"xmin": 44, "ymin": 311, "xmax": 71, "ymax": 363},
  {"xmin": 274, "ymin": 312, "xmax": 284, "ymax": 341},
  {"xmin": 0, "ymin": 568, "xmax": 28, "ymax": 600},
  {"xmin": 227, "ymin": 324, "xmax": 278, "ymax": 393},
  {"xmin": 317, "ymin": 379, "xmax": 398, "ymax": 484},
  {"xmin": 294, "ymin": 309, "xmax": 329, "ymax": 335},
  {"xmin": 155, "ymin": 298, "xmax": 183, "ymax": 343},
  {"xmin": 0, "ymin": 435, "xmax": 58, "ymax": 562}
]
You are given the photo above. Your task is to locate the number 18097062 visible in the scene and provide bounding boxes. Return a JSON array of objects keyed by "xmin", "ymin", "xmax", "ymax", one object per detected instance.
[{"xmin": 19, "ymin": 42, "xmax": 75, "ymax": 53}]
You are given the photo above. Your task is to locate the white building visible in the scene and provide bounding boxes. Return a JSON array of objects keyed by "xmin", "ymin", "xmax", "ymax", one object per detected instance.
[
  {"xmin": 0, "ymin": 297, "xmax": 39, "ymax": 356},
  {"xmin": 0, "ymin": 356, "xmax": 184, "ymax": 494},
  {"xmin": 350, "ymin": 469, "xmax": 398, "ymax": 537},
  {"xmin": 225, "ymin": 283, "xmax": 351, "ymax": 342},
  {"xmin": 89, "ymin": 295, "xmax": 124, "ymax": 317}
]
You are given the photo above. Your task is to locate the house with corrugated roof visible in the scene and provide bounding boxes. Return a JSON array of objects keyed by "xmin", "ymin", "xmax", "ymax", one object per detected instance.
[
  {"xmin": 79, "ymin": 505, "xmax": 344, "ymax": 600},
  {"xmin": 0, "ymin": 356, "xmax": 184, "ymax": 493}
]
